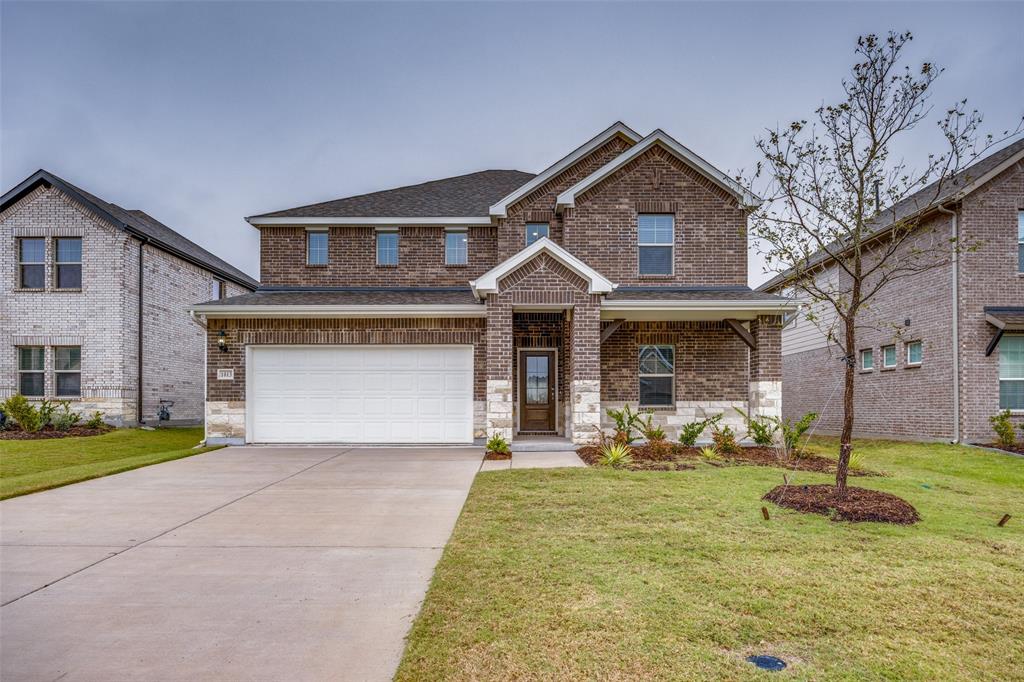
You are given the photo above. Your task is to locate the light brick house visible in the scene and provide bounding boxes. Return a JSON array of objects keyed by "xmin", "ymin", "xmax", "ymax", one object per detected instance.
[
  {"xmin": 1, "ymin": 170, "xmax": 258, "ymax": 425},
  {"xmin": 759, "ymin": 139, "xmax": 1024, "ymax": 444},
  {"xmin": 192, "ymin": 123, "xmax": 795, "ymax": 445}
]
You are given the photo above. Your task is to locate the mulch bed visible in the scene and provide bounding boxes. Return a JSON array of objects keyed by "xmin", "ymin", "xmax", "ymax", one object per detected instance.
[
  {"xmin": 0, "ymin": 425, "xmax": 112, "ymax": 440},
  {"xmin": 576, "ymin": 442, "xmax": 874, "ymax": 476},
  {"xmin": 987, "ymin": 443, "xmax": 1024, "ymax": 455},
  {"xmin": 484, "ymin": 451, "xmax": 512, "ymax": 460},
  {"xmin": 763, "ymin": 484, "xmax": 920, "ymax": 524}
]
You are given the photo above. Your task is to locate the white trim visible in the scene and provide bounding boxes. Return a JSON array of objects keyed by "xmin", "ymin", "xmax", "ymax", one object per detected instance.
[
  {"xmin": 469, "ymin": 237, "xmax": 615, "ymax": 297},
  {"xmin": 488, "ymin": 122, "xmax": 642, "ymax": 217},
  {"xmin": 881, "ymin": 344, "xmax": 897, "ymax": 369},
  {"xmin": 556, "ymin": 129, "xmax": 761, "ymax": 211},
  {"xmin": 860, "ymin": 348, "xmax": 874, "ymax": 372},
  {"xmin": 247, "ymin": 216, "xmax": 492, "ymax": 226},
  {"xmin": 516, "ymin": 347, "xmax": 560, "ymax": 435},
  {"xmin": 189, "ymin": 303, "xmax": 486, "ymax": 319},
  {"xmin": 906, "ymin": 340, "xmax": 923, "ymax": 366}
]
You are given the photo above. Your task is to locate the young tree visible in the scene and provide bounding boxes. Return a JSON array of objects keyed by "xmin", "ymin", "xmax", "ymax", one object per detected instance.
[{"xmin": 743, "ymin": 31, "xmax": 1021, "ymax": 494}]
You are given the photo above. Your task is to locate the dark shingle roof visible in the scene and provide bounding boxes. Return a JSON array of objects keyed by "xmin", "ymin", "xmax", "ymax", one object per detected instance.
[
  {"xmin": 1, "ymin": 170, "xmax": 259, "ymax": 289},
  {"xmin": 757, "ymin": 137, "xmax": 1024, "ymax": 292},
  {"xmin": 194, "ymin": 286, "xmax": 481, "ymax": 307},
  {"xmin": 249, "ymin": 170, "xmax": 536, "ymax": 219},
  {"xmin": 606, "ymin": 286, "xmax": 790, "ymax": 302}
]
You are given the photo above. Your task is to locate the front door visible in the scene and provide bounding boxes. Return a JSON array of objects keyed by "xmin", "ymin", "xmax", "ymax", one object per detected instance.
[{"xmin": 520, "ymin": 350, "xmax": 556, "ymax": 432}]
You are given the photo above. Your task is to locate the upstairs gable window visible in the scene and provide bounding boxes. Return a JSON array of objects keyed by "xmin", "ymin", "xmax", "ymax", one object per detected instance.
[
  {"xmin": 377, "ymin": 230, "xmax": 399, "ymax": 266},
  {"xmin": 210, "ymin": 279, "xmax": 224, "ymax": 300},
  {"xmin": 19, "ymin": 238, "xmax": 45, "ymax": 289},
  {"xmin": 307, "ymin": 231, "xmax": 328, "ymax": 265},
  {"xmin": 55, "ymin": 237, "xmax": 82, "ymax": 289},
  {"xmin": 1017, "ymin": 210, "xmax": 1023, "ymax": 272},
  {"xmin": 526, "ymin": 223, "xmax": 549, "ymax": 246},
  {"xmin": 638, "ymin": 214, "xmax": 674, "ymax": 275},
  {"xmin": 445, "ymin": 229, "xmax": 468, "ymax": 265}
]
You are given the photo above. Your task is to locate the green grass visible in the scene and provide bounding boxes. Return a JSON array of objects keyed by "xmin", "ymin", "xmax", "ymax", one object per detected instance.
[
  {"xmin": 0, "ymin": 427, "xmax": 220, "ymax": 499},
  {"xmin": 398, "ymin": 439, "xmax": 1024, "ymax": 681}
]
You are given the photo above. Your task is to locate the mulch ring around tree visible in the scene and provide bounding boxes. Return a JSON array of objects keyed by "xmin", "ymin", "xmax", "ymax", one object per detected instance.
[
  {"xmin": 763, "ymin": 484, "xmax": 920, "ymax": 524},
  {"xmin": 0, "ymin": 425, "xmax": 113, "ymax": 440},
  {"xmin": 988, "ymin": 443, "xmax": 1024, "ymax": 455},
  {"xmin": 576, "ymin": 443, "xmax": 876, "ymax": 476}
]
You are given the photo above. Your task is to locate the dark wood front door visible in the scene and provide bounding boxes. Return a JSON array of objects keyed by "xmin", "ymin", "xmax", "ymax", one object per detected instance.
[{"xmin": 520, "ymin": 351, "xmax": 556, "ymax": 432}]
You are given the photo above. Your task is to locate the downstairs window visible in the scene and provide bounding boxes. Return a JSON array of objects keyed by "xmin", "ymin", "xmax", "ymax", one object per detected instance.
[
  {"xmin": 639, "ymin": 345, "xmax": 674, "ymax": 407},
  {"xmin": 1000, "ymin": 335, "xmax": 1024, "ymax": 410}
]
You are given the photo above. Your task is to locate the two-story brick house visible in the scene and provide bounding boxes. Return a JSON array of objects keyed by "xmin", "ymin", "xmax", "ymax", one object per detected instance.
[
  {"xmin": 759, "ymin": 138, "xmax": 1024, "ymax": 444},
  {"xmin": 192, "ymin": 123, "xmax": 794, "ymax": 445},
  {"xmin": 1, "ymin": 170, "xmax": 258, "ymax": 425}
]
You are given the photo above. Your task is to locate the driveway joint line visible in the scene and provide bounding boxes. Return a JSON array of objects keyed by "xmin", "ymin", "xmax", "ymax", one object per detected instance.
[{"xmin": 0, "ymin": 448, "xmax": 354, "ymax": 608}]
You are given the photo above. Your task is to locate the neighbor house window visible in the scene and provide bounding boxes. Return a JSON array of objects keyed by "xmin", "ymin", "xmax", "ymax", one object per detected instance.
[
  {"xmin": 54, "ymin": 346, "xmax": 81, "ymax": 397},
  {"xmin": 638, "ymin": 214, "xmax": 674, "ymax": 275},
  {"xmin": 445, "ymin": 230, "xmax": 468, "ymax": 265},
  {"xmin": 639, "ymin": 345, "xmax": 674, "ymax": 407},
  {"xmin": 307, "ymin": 231, "xmax": 328, "ymax": 265},
  {"xmin": 54, "ymin": 237, "xmax": 82, "ymax": 289},
  {"xmin": 18, "ymin": 346, "xmax": 44, "ymax": 397},
  {"xmin": 860, "ymin": 349, "xmax": 874, "ymax": 371},
  {"xmin": 376, "ymin": 230, "xmax": 399, "ymax": 265},
  {"xmin": 906, "ymin": 340, "xmax": 923, "ymax": 366},
  {"xmin": 19, "ymin": 238, "xmax": 45, "ymax": 289},
  {"xmin": 526, "ymin": 223, "xmax": 549, "ymax": 246},
  {"xmin": 1018, "ymin": 210, "xmax": 1023, "ymax": 272},
  {"xmin": 999, "ymin": 335, "xmax": 1024, "ymax": 410},
  {"xmin": 210, "ymin": 279, "xmax": 224, "ymax": 300},
  {"xmin": 882, "ymin": 344, "xmax": 897, "ymax": 368}
]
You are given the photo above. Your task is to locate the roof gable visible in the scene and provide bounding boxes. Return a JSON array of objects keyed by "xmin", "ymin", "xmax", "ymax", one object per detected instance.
[
  {"xmin": 470, "ymin": 237, "xmax": 615, "ymax": 297},
  {"xmin": 488, "ymin": 122, "xmax": 642, "ymax": 218},
  {"xmin": 555, "ymin": 130, "xmax": 760, "ymax": 211}
]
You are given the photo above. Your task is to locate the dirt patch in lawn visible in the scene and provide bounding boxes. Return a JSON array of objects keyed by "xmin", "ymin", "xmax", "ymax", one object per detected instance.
[
  {"xmin": 763, "ymin": 484, "xmax": 920, "ymax": 524},
  {"xmin": 0, "ymin": 425, "xmax": 113, "ymax": 440},
  {"xmin": 483, "ymin": 451, "xmax": 512, "ymax": 461},
  {"xmin": 577, "ymin": 443, "xmax": 874, "ymax": 475},
  {"xmin": 987, "ymin": 443, "xmax": 1024, "ymax": 455}
]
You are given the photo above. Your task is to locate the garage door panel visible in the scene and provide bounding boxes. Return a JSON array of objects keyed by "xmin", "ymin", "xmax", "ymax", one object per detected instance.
[{"xmin": 250, "ymin": 346, "xmax": 473, "ymax": 444}]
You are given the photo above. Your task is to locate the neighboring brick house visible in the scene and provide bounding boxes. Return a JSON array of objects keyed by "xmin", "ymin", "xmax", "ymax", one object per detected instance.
[
  {"xmin": 759, "ymin": 139, "xmax": 1024, "ymax": 444},
  {"xmin": 191, "ymin": 123, "xmax": 795, "ymax": 445},
  {"xmin": 1, "ymin": 170, "xmax": 258, "ymax": 425}
]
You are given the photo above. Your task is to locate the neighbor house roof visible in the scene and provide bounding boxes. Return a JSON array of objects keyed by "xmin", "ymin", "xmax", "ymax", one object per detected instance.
[
  {"xmin": 247, "ymin": 170, "xmax": 536, "ymax": 224},
  {"xmin": 757, "ymin": 137, "xmax": 1024, "ymax": 293},
  {"xmin": 190, "ymin": 287, "xmax": 484, "ymax": 318},
  {"xmin": 1, "ymin": 169, "xmax": 259, "ymax": 290}
]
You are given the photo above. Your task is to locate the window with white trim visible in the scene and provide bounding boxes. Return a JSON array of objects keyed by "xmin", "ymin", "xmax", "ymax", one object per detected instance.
[
  {"xmin": 54, "ymin": 346, "xmax": 81, "ymax": 397},
  {"xmin": 525, "ymin": 223, "xmax": 549, "ymax": 246},
  {"xmin": 376, "ymin": 230, "xmax": 399, "ymax": 266},
  {"xmin": 881, "ymin": 344, "xmax": 897, "ymax": 369},
  {"xmin": 307, "ymin": 231, "xmax": 328, "ymax": 265},
  {"xmin": 18, "ymin": 346, "xmax": 44, "ymax": 397},
  {"xmin": 639, "ymin": 345, "xmax": 674, "ymax": 406},
  {"xmin": 906, "ymin": 340, "xmax": 923, "ymax": 366},
  {"xmin": 19, "ymin": 238, "xmax": 45, "ymax": 289},
  {"xmin": 1018, "ymin": 210, "xmax": 1023, "ymax": 273},
  {"xmin": 638, "ymin": 214, "xmax": 673, "ymax": 275},
  {"xmin": 210, "ymin": 279, "xmax": 224, "ymax": 300},
  {"xmin": 999, "ymin": 334, "xmax": 1024, "ymax": 410},
  {"xmin": 55, "ymin": 237, "xmax": 82, "ymax": 289},
  {"xmin": 445, "ymin": 230, "xmax": 468, "ymax": 265},
  {"xmin": 860, "ymin": 348, "xmax": 874, "ymax": 371}
]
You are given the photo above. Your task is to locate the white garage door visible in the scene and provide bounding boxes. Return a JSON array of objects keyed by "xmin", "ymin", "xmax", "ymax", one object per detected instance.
[{"xmin": 248, "ymin": 345, "xmax": 474, "ymax": 444}]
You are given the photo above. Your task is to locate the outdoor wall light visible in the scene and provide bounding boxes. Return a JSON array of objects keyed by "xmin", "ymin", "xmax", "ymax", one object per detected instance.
[{"xmin": 217, "ymin": 330, "xmax": 228, "ymax": 352}]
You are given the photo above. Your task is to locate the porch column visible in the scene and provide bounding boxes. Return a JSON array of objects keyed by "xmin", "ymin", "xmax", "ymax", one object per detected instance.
[
  {"xmin": 749, "ymin": 315, "xmax": 783, "ymax": 420},
  {"xmin": 485, "ymin": 297, "xmax": 514, "ymax": 442},
  {"xmin": 568, "ymin": 296, "xmax": 602, "ymax": 444}
]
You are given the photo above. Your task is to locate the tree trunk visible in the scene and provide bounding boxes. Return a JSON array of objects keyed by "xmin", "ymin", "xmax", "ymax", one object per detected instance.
[{"xmin": 836, "ymin": 314, "xmax": 855, "ymax": 495}]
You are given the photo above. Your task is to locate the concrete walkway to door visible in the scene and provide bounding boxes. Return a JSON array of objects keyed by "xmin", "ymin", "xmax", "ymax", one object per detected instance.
[{"xmin": 0, "ymin": 446, "xmax": 483, "ymax": 682}]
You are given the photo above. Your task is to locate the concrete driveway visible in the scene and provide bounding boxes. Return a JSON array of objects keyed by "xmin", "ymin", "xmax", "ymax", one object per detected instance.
[{"xmin": 0, "ymin": 446, "xmax": 483, "ymax": 682}]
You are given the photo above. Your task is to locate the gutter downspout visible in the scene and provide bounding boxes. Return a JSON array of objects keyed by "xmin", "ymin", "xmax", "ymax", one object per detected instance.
[
  {"xmin": 189, "ymin": 310, "xmax": 208, "ymax": 444},
  {"xmin": 937, "ymin": 203, "xmax": 960, "ymax": 443},
  {"xmin": 137, "ymin": 236, "xmax": 149, "ymax": 425}
]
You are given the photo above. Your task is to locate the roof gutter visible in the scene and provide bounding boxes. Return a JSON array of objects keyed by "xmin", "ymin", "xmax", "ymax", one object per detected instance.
[
  {"xmin": 188, "ymin": 303, "xmax": 487, "ymax": 319},
  {"xmin": 245, "ymin": 216, "xmax": 493, "ymax": 227},
  {"xmin": 601, "ymin": 299, "xmax": 797, "ymax": 312}
]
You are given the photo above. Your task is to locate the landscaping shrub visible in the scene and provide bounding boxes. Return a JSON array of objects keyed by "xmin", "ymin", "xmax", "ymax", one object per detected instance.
[
  {"xmin": 777, "ymin": 412, "xmax": 819, "ymax": 459},
  {"xmin": 596, "ymin": 441, "xmax": 633, "ymax": 469},
  {"xmin": 711, "ymin": 423, "xmax": 740, "ymax": 454},
  {"xmin": 84, "ymin": 411, "xmax": 106, "ymax": 429},
  {"xmin": 737, "ymin": 408, "xmax": 778, "ymax": 446},
  {"xmin": 485, "ymin": 434, "xmax": 510, "ymax": 455},
  {"xmin": 639, "ymin": 413, "xmax": 667, "ymax": 443},
  {"xmin": 1, "ymin": 395, "xmax": 49, "ymax": 433},
  {"xmin": 699, "ymin": 445, "xmax": 722, "ymax": 461},
  {"xmin": 677, "ymin": 414, "xmax": 721, "ymax": 447},
  {"xmin": 53, "ymin": 401, "xmax": 81, "ymax": 432},
  {"xmin": 0, "ymin": 408, "xmax": 8, "ymax": 431},
  {"xmin": 847, "ymin": 451, "xmax": 865, "ymax": 472},
  {"xmin": 606, "ymin": 404, "xmax": 643, "ymax": 444},
  {"xmin": 989, "ymin": 409, "xmax": 1017, "ymax": 447}
]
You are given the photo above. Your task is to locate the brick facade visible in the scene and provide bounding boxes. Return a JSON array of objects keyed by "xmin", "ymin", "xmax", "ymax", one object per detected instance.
[{"xmin": 1, "ymin": 185, "xmax": 251, "ymax": 425}]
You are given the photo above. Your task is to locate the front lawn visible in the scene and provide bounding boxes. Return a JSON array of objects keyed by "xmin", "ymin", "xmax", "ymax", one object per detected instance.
[
  {"xmin": 398, "ymin": 439, "xmax": 1024, "ymax": 680},
  {"xmin": 0, "ymin": 427, "xmax": 220, "ymax": 500}
]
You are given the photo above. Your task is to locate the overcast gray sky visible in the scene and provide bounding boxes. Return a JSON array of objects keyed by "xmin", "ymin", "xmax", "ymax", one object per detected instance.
[{"xmin": 2, "ymin": 1, "xmax": 1021, "ymax": 284}]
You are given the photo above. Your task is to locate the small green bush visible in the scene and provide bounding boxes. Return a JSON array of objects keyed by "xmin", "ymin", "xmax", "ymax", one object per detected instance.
[
  {"xmin": 711, "ymin": 423, "xmax": 740, "ymax": 454},
  {"xmin": 597, "ymin": 442, "xmax": 633, "ymax": 469},
  {"xmin": 989, "ymin": 410, "xmax": 1017, "ymax": 448},
  {"xmin": 778, "ymin": 412, "xmax": 819, "ymax": 459},
  {"xmin": 84, "ymin": 411, "xmax": 106, "ymax": 429},
  {"xmin": 606, "ymin": 404, "xmax": 644, "ymax": 444},
  {"xmin": 486, "ymin": 433, "xmax": 510, "ymax": 455},
  {"xmin": 53, "ymin": 401, "xmax": 81, "ymax": 432},
  {"xmin": 1, "ymin": 395, "xmax": 48, "ymax": 433},
  {"xmin": 847, "ymin": 451, "xmax": 866, "ymax": 472},
  {"xmin": 638, "ymin": 413, "xmax": 667, "ymax": 443},
  {"xmin": 699, "ymin": 445, "xmax": 722, "ymax": 461},
  {"xmin": 737, "ymin": 408, "xmax": 778, "ymax": 446},
  {"xmin": 677, "ymin": 414, "xmax": 722, "ymax": 447}
]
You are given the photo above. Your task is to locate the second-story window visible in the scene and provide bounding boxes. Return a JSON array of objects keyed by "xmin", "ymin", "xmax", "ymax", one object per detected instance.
[
  {"xmin": 525, "ymin": 223, "xmax": 549, "ymax": 246},
  {"xmin": 210, "ymin": 279, "xmax": 224, "ymax": 300},
  {"xmin": 55, "ymin": 237, "xmax": 82, "ymax": 289},
  {"xmin": 19, "ymin": 238, "xmax": 45, "ymax": 289},
  {"xmin": 1017, "ymin": 210, "xmax": 1023, "ymax": 273},
  {"xmin": 445, "ymin": 229, "xmax": 468, "ymax": 265},
  {"xmin": 307, "ymin": 231, "xmax": 328, "ymax": 265},
  {"xmin": 638, "ymin": 214, "xmax": 674, "ymax": 275},
  {"xmin": 377, "ymin": 230, "xmax": 399, "ymax": 266}
]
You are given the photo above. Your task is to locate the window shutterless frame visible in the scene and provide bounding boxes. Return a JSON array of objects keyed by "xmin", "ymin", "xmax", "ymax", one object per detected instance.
[
  {"xmin": 445, "ymin": 229, "xmax": 468, "ymax": 265},
  {"xmin": 54, "ymin": 346, "xmax": 81, "ymax": 397},
  {"xmin": 998, "ymin": 334, "xmax": 1024, "ymax": 410},
  {"xmin": 638, "ymin": 344, "xmax": 675, "ymax": 407},
  {"xmin": 54, "ymin": 237, "xmax": 82, "ymax": 289},
  {"xmin": 906, "ymin": 340, "xmax": 923, "ymax": 366},
  {"xmin": 306, "ymin": 230, "xmax": 328, "ymax": 265},
  {"xmin": 18, "ymin": 237, "xmax": 45, "ymax": 289},
  {"xmin": 1017, "ymin": 210, "xmax": 1023, "ymax": 273},
  {"xmin": 860, "ymin": 348, "xmax": 874, "ymax": 371},
  {"xmin": 376, "ymin": 230, "xmax": 399, "ymax": 266},
  {"xmin": 637, "ymin": 214, "xmax": 674, "ymax": 275},
  {"xmin": 18, "ymin": 346, "xmax": 45, "ymax": 397},
  {"xmin": 881, "ymin": 344, "xmax": 897, "ymax": 368},
  {"xmin": 525, "ymin": 223, "xmax": 549, "ymax": 246},
  {"xmin": 210, "ymin": 279, "xmax": 225, "ymax": 300}
]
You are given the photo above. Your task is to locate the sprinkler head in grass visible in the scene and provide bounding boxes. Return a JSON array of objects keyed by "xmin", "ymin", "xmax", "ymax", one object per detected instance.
[{"xmin": 746, "ymin": 655, "xmax": 786, "ymax": 671}]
